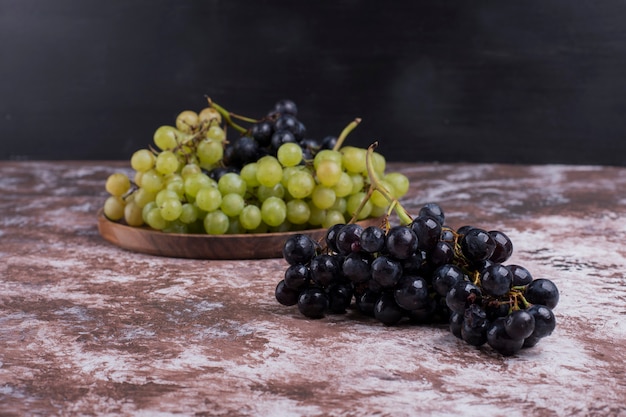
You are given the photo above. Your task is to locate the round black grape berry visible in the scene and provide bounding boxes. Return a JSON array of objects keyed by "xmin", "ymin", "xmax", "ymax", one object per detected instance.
[
  {"xmin": 371, "ymin": 256, "xmax": 402, "ymax": 288},
  {"xmin": 410, "ymin": 215, "xmax": 442, "ymax": 251},
  {"xmin": 446, "ymin": 281, "xmax": 483, "ymax": 315},
  {"xmin": 327, "ymin": 282, "xmax": 353, "ymax": 314},
  {"xmin": 489, "ymin": 230, "xmax": 513, "ymax": 263},
  {"xmin": 374, "ymin": 292, "xmax": 405, "ymax": 326},
  {"xmin": 461, "ymin": 228, "xmax": 496, "ymax": 262},
  {"xmin": 336, "ymin": 223, "xmax": 364, "ymax": 255},
  {"xmin": 273, "ymin": 99, "xmax": 298, "ymax": 116},
  {"xmin": 393, "ymin": 275, "xmax": 430, "ymax": 311},
  {"xmin": 284, "ymin": 264, "xmax": 310, "ymax": 290},
  {"xmin": 432, "ymin": 264, "xmax": 467, "ymax": 296},
  {"xmin": 525, "ymin": 304, "xmax": 557, "ymax": 340},
  {"xmin": 508, "ymin": 264, "xmax": 534, "ymax": 286},
  {"xmin": 386, "ymin": 225, "xmax": 418, "ymax": 260},
  {"xmin": 233, "ymin": 136, "xmax": 261, "ymax": 165},
  {"xmin": 524, "ymin": 279, "xmax": 560, "ymax": 309},
  {"xmin": 504, "ymin": 310, "xmax": 536, "ymax": 340},
  {"xmin": 309, "ymin": 254, "xmax": 341, "ymax": 287},
  {"xmin": 297, "ymin": 287, "xmax": 328, "ymax": 319},
  {"xmin": 325, "ymin": 223, "xmax": 344, "ymax": 253},
  {"xmin": 341, "ymin": 252, "xmax": 372, "ymax": 283},
  {"xmin": 355, "ymin": 289, "xmax": 380, "ymax": 316},
  {"xmin": 283, "ymin": 234, "xmax": 318, "ymax": 265},
  {"xmin": 461, "ymin": 304, "xmax": 489, "ymax": 346},
  {"xmin": 250, "ymin": 120, "xmax": 274, "ymax": 147},
  {"xmin": 360, "ymin": 226, "xmax": 386, "ymax": 253},
  {"xmin": 270, "ymin": 129, "xmax": 297, "ymax": 152},
  {"xmin": 419, "ymin": 202, "xmax": 445, "ymax": 225},
  {"xmin": 487, "ymin": 317, "xmax": 524, "ymax": 356},
  {"xmin": 480, "ymin": 263, "xmax": 513, "ymax": 297},
  {"xmin": 275, "ymin": 280, "xmax": 300, "ymax": 306}
]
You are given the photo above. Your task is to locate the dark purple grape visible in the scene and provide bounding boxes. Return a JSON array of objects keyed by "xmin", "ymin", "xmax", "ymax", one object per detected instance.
[
  {"xmin": 320, "ymin": 135, "xmax": 337, "ymax": 150},
  {"xmin": 207, "ymin": 165, "xmax": 238, "ymax": 181},
  {"xmin": 508, "ymin": 264, "xmax": 534, "ymax": 286},
  {"xmin": 374, "ymin": 292, "xmax": 405, "ymax": 325},
  {"xmin": 327, "ymin": 282, "xmax": 353, "ymax": 314},
  {"xmin": 299, "ymin": 138, "xmax": 321, "ymax": 156},
  {"xmin": 449, "ymin": 311, "xmax": 464, "ymax": 339},
  {"xmin": 419, "ymin": 202, "xmax": 445, "ymax": 225},
  {"xmin": 440, "ymin": 228, "xmax": 455, "ymax": 243},
  {"xmin": 504, "ymin": 310, "xmax": 535, "ymax": 340},
  {"xmin": 401, "ymin": 251, "xmax": 427, "ymax": 276},
  {"xmin": 461, "ymin": 304, "xmax": 489, "ymax": 346},
  {"xmin": 297, "ymin": 287, "xmax": 328, "ymax": 318},
  {"xmin": 309, "ymin": 254, "xmax": 341, "ymax": 287},
  {"xmin": 488, "ymin": 230, "xmax": 513, "ymax": 263},
  {"xmin": 282, "ymin": 234, "xmax": 318, "ymax": 265},
  {"xmin": 487, "ymin": 317, "xmax": 524, "ymax": 356},
  {"xmin": 355, "ymin": 289, "xmax": 380, "ymax": 316},
  {"xmin": 275, "ymin": 280, "xmax": 299, "ymax": 306},
  {"xmin": 341, "ymin": 252, "xmax": 372, "ymax": 283},
  {"xmin": 284, "ymin": 264, "xmax": 310, "ymax": 290},
  {"xmin": 385, "ymin": 225, "xmax": 418, "ymax": 260},
  {"xmin": 273, "ymin": 114, "xmax": 300, "ymax": 134},
  {"xmin": 524, "ymin": 279, "xmax": 560, "ymax": 309},
  {"xmin": 480, "ymin": 263, "xmax": 513, "ymax": 297},
  {"xmin": 428, "ymin": 241, "xmax": 454, "ymax": 267},
  {"xmin": 461, "ymin": 228, "xmax": 496, "ymax": 262},
  {"xmin": 371, "ymin": 256, "xmax": 402, "ymax": 288},
  {"xmin": 410, "ymin": 215, "xmax": 442, "ymax": 251},
  {"xmin": 446, "ymin": 281, "xmax": 482, "ymax": 314},
  {"xmin": 293, "ymin": 121, "xmax": 307, "ymax": 140},
  {"xmin": 456, "ymin": 225, "xmax": 475, "ymax": 238},
  {"xmin": 250, "ymin": 120, "xmax": 274, "ymax": 147},
  {"xmin": 336, "ymin": 223, "xmax": 364, "ymax": 255},
  {"xmin": 270, "ymin": 129, "xmax": 297, "ymax": 152},
  {"xmin": 325, "ymin": 223, "xmax": 344, "ymax": 253},
  {"xmin": 433, "ymin": 264, "xmax": 468, "ymax": 296},
  {"xmin": 525, "ymin": 304, "xmax": 556, "ymax": 339},
  {"xmin": 233, "ymin": 136, "xmax": 260, "ymax": 165},
  {"xmin": 273, "ymin": 99, "xmax": 298, "ymax": 116},
  {"xmin": 484, "ymin": 300, "xmax": 511, "ymax": 321},
  {"xmin": 360, "ymin": 226, "xmax": 386, "ymax": 253},
  {"xmin": 393, "ymin": 275, "xmax": 430, "ymax": 311},
  {"xmin": 406, "ymin": 297, "xmax": 437, "ymax": 324}
]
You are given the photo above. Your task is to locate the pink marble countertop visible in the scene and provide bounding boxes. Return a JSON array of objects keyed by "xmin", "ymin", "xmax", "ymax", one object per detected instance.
[{"xmin": 1, "ymin": 161, "xmax": 625, "ymax": 417}]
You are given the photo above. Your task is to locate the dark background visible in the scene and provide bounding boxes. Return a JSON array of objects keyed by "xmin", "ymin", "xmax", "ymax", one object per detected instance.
[{"xmin": 1, "ymin": 0, "xmax": 626, "ymax": 165}]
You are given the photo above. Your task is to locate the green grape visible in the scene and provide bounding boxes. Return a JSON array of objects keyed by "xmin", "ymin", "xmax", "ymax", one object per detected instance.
[
  {"xmin": 341, "ymin": 146, "xmax": 367, "ymax": 174},
  {"xmin": 153, "ymin": 125, "xmax": 179, "ymax": 150},
  {"xmin": 197, "ymin": 139, "xmax": 224, "ymax": 166},
  {"xmin": 133, "ymin": 171, "xmax": 144, "ymax": 187},
  {"xmin": 313, "ymin": 149, "xmax": 342, "ymax": 169},
  {"xmin": 195, "ymin": 187, "xmax": 222, "ymax": 212},
  {"xmin": 181, "ymin": 163, "xmax": 202, "ymax": 179},
  {"xmin": 350, "ymin": 173, "xmax": 365, "ymax": 195},
  {"xmin": 369, "ymin": 203, "xmax": 387, "ymax": 219},
  {"xmin": 176, "ymin": 110, "xmax": 199, "ymax": 134},
  {"xmin": 277, "ymin": 142, "xmax": 303, "ymax": 167},
  {"xmin": 145, "ymin": 207, "xmax": 168, "ymax": 230},
  {"xmin": 370, "ymin": 180, "xmax": 393, "ymax": 208},
  {"xmin": 239, "ymin": 204, "xmax": 262, "ymax": 230},
  {"xmin": 206, "ymin": 125, "xmax": 226, "ymax": 142},
  {"xmin": 160, "ymin": 197, "xmax": 183, "ymax": 221},
  {"xmin": 163, "ymin": 221, "xmax": 188, "ymax": 234},
  {"xmin": 124, "ymin": 200, "xmax": 144, "ymax": 226},
  {"xmin": 218, "ymin": 172, "xmax": 247, "ymax": 196},
  {"xmin": 311, "ymin": 185, "xmax": 336, "ymax": 210},
  {"xmin": 286, "ymin": 199, "xmax": 310, "ymax": 225},
  {"xmin": 140, "ymin": 169, "xmax": 165, "ymax": 194},
  {"xmin": 315, "ymin": 159, "xmax": 342, "ymax": 187},
  {"xmin": 330, "ymin": 197, "xmax": 347, "ymax": 214},
  {"xmin": 103, "ymin": 196, "xmax": 125, "ymax": 221},
  {"xmin": 384, "ymin": 172, "xmax": 410, "ymax": 197},
  {"xmin": 347, "ymin": 192, "xmax": 373, "ymax": 220},
  {"xmin": 204, "ymin": 210, "xmax": 229, "ymax": 235},
  {"xmin": 261, "ymin": 196, "xmax": 287, "ymax": 227},
  {"xmin": 155, "ymin": 189, "xmax": 180, "ymax": 207},
  {"xmin": 164, "ymin": 173, "xmax": 185, "ymax": 198},
  {"xmin": 142, "ymin": 201, "xmax": 157, "ymax": 223},
  {"xmin": 132, "ymin": 188, "xmax": 155, "ymax": 208},
  {"xmin": 308, "ymin": 204, "xmax": 326, "ymax": 226},
  {"xmin": 280, "ymin": 166, "xmax": 301, "ymax": 188},
  {"xmin": 286, "ymin": 170, "xmax": 315, "ymax": 199},
  {"xmin": 199, "ymin": 107, "xmax": 222, "ymax": 125},
  {"xmin": 155, "ymin": 150, "xmax": 180, "ymax": 175},
  {"xmin": 332, "ymin": 172, "xmax": 353, "ymax": 198},
  {"xmin": 105, "ymin": 172, "xmax": 131, "ymax": 197},
  {"xmin": 179, "ymin": 203, "xmax": 199, "ymax": 224},
  {"xmin": 184, "ymin": 172, "xmax": 214, "ymax": 198},
  {"xmin": 256, "ymin": 156, "xmax": 283, "ymax": 188},
  {"xmin": 322, "ymin": 210, "xmax": 346, "ymax": 229},
  {"xmin": 257, "ymin": 183, "xmax": 285, "ymax": 202},
  {"xmin": 371, "ymin": 151, "xmax": 386, "ymax": 175},
  {"xmin": 240, "ymin": 163, "xmax": 260, "ymax": 188},
  {"xmin": 130, "ymin": 149, "xmax": 156, "ymax": 172},
  {"xmin": 220, "ymin": 193, "xmax": 245, "ymax": 217},
  {"xmin": 227, "ymin": 217, "xmax": 243, "ymax": 234}
]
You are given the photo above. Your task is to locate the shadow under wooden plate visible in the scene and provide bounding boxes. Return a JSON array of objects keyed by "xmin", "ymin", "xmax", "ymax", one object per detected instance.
[{"xmin": 97, "ymin": 211, "xmax": 383, "ymax": 260}]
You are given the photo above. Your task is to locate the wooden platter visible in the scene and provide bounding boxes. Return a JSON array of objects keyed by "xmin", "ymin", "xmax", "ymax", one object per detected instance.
[{"xmin": 97, "ymin": 211, "xmax": 382, "ymax": 260}]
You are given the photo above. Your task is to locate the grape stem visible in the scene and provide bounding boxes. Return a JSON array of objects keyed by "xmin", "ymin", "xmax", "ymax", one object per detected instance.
[
  {"xmin": 206, "ymin": 97, "xmax": 248, "ymax": 134},
  {"xmin": 332, "ymin": 118, "xmax": 362, "ymax": 151},
  {"xmin": 347, "ymin": 142, "xmax": 413, "ymax": 226}
]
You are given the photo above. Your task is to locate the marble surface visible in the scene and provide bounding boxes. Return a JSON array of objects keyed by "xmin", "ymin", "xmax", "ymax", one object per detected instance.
[{"xmin": 1, "ymin": 161, "xmax": 625, "ymax": 417}]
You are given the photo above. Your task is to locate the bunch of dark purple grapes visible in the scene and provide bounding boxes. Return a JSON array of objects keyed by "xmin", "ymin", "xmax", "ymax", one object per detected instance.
[
  {"xmin": 275, "ymin": 202, "xmax": 559, "ymax": 356},
  {"xmin": 221, "ymin": 99, "xmax": 337, "ymax": 171}
]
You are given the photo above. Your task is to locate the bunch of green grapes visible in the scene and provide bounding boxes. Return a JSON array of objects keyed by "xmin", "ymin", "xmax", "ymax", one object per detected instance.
[{"xmin": 102, "ymin": 100, "xmax": 410, "ymax": 235}]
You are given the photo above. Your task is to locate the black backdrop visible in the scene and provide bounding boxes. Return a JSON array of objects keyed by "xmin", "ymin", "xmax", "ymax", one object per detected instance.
[{"xmin": 2, "ymin": 0, "xmax": 626, "ymax": 165}]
